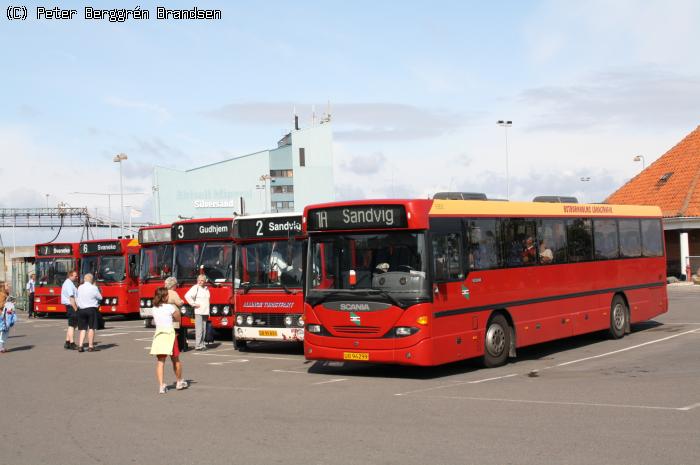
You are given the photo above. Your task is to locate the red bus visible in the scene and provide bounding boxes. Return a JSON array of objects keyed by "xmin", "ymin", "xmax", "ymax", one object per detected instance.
[
  {"xmin": 303, "ymin": 199, "xmax": 667, "ymax": 367},
  {"xmin": 79, "ymin": 238, "xmax": 141, "ymax": 316},
  {"xmin": 34, "ymin": 242, "xmax": 80, "ymax": 315},
  {"xmin": 138, "ymin": 225, "xmax": 173, "ymax": 327},
  {"xmin": 233, "ymin": 213, "xmax": 305, "ymax": 350},
  {"xmin": 171, "ymin": 218, "xmax": 235, "ymax": 333}
]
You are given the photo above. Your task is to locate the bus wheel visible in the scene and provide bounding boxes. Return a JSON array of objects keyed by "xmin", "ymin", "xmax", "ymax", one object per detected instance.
[
  {"xmin": 483, "ymin": 314, "xmax": 510, "ymax": 368},
  {"xmin": 609, "ymin": 295, "xmax": 628, "ymax": 339},
  {"xmin": 143, "ymin": 318, "xmax": 153, "ymax": 328},
  {"xmin": 234, "ymin": 339, "xmax": 248, "ymax": 351}
]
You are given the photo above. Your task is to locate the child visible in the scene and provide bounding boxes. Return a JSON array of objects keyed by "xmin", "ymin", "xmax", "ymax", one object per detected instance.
[
  {"xmin": 1, "ymin": 296, "xmax": 17, "ymax": 353},
  {"xmin": 149, "ymin": 287, "xmax": 187, "ymax": 394}
]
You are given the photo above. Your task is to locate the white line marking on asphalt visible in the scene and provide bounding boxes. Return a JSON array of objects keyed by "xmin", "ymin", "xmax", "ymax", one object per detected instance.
[
  {"xmin": 208, "ymin": 359, "xmax": 249, "ymax": 365},
  {"xmin": 273, "ymin": 369, "xmax": 307, "ymax": 374},
  {"xmin": 312, "ymin": 378, "xmax": 347, "ymax": 385},
  {"xmin": 193, "ymin": 384, "xmax": 256, "ymax": 391},
  {"xmin": 394, "ymin": 373, "xmax": 518, "ymax": 396},
  {"xmin": 548, "ymin": 328, "xmax": 700, "ymax": 369},
  {"xmin": 135, "ymin": 338, "xmax": 152, "ymax": 342},
  {"xmin": 418, "ymin": 395, "xmax": 689, "ymax": 411},
  {"xmin": 191, "ymin": 352, "xmax": 300, "ymax": 361},
  {"xmin": 678, "ymin": 402, "xmax": 700, "ymax": 411},
  {"xmin": 99, "ymin": 332, "xmax": 127, "ymax": 337}
]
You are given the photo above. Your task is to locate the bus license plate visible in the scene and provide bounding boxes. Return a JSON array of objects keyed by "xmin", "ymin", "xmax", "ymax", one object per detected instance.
[
  {"xmin": 47, "ymin": 306, "xmax": 56, "ymax": 310},
  {"xmin": 259, "ymin": 330, "xmax": 278, "ymax": 337},
  {"xmin": 343, "ymin": 352, "xmax": 369, "ymax": 361}
]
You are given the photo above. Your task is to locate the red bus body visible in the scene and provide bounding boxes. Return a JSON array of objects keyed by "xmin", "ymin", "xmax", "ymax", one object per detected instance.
[
  {"xmin": 233, "ymin": 213, "xmax": 306, "ymax": 347},
  {"xmin": 303, "ymin": 199, "xmax": 668, "ymax": 367},
  {"xmin": 138, "ymin": 225, "xmax": 173, "ymax": 325},
  {"xmin": 34, "ymin": 242, "xmax": 80, "ymax": 315},
  {"xmin": 170, "ymin": 218, "xmax": 235, "ymax": 331},
  {"xmin": 79, "ymin": 238, "xmax": 141, "ymax": 316}
]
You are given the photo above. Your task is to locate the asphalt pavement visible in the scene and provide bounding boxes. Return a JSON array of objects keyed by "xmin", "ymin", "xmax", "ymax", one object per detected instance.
[{"xmin": 2, "ymin": 284, "xmax": 699, "ymax": 465}]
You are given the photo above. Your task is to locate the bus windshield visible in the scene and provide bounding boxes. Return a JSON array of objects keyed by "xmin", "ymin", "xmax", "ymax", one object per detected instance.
[
  {"xmin": 81, "ymin": 255, "xmax": 125, "ymax": 283},
  {"xmin": 306, "ymin": 232, "xmax": 430, "ymax": 305},
  {"xmin": 174, "ymin": 242, "xmax": 233, "ymax": 283},
  {"xmin": 237, "ymin": 240, "xmax": 304, "ymax": 289},
  {"xmin": 36, "ymin": 258, "xmax": 75, "ymax": 286},
  {"xmin": 139, "ymin": 244, "xmax": 173, "ymax": 282}
]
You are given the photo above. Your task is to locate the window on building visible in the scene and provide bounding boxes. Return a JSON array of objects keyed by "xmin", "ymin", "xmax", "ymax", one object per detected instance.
[
  {"xmin": 270, "ymin": 169, "xmax": 293, "ymax": 178},
  {"xmin": 299, "ymin": 148, "xmax": 306, "ymax": 167},
  {"xmin": 271, "ymin": 185, "xmax": 294, "ymax": 194},
  {"xmin": 593, "ymin": 219, "xmax": 619, "ymax": 259},
  {"xmin": 566, "ymin": 218, "xmax": 593, "ymax": 262},
  {"xmin": 641, "ymin": 219, "xmax": 663, "ymax": 257},
  {"xmin": 618, "ymin": 219, "xmax": 642, "ymax": 258}
]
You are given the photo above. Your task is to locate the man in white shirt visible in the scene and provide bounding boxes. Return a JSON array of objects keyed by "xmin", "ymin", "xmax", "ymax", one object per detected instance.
[
  {"xmin": 76, "ymin": 273, "xmax": 102, "ymax": 352},
  {"xmin": 185, "ymin": 274, "xmax": 211, "ymax": 350},
  {"xmin": 26, "ymin": 273, "xmax": 36, "ymax": 319},
  {"xmin": 61, "ymin": 271, "xmax": 79, "ymax": 350}
]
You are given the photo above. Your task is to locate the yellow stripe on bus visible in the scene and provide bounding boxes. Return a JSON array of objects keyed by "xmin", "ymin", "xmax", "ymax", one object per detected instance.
[{"xmin": 429, "ymin": 200, "xmax": 661, "ymax": 218}]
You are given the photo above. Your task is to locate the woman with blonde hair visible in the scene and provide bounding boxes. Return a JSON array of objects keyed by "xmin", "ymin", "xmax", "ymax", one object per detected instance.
[
  {"xmin": 149, "ymin": 287, "xmax": 187, "ymax": 394},
  {"xmin": 164, "ymin": 276, "xmax": 187, "ymax": 351}
]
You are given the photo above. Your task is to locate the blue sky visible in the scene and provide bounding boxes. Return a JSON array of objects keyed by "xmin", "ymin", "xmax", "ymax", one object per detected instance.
[{"xmin": 2, "ymin": 0, "xmax": 700, "ymax": 244}]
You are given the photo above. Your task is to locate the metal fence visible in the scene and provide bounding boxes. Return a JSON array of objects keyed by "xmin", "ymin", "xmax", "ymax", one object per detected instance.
[{"xmin": 11, "ymin": 258, "xmax": 34, "ymax": 312}]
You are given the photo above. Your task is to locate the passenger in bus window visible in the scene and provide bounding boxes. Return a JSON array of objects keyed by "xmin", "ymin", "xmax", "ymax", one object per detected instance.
[
  {"xmin": 539, "ymin": 240, "xmax": 553, "ymax": 264},
  {"xmin": 522, "ymin": 237, "xmax": 537, "ymax": 264}
]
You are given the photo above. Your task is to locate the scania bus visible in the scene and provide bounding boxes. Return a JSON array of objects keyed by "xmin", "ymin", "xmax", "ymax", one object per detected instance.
[
  {"xmin": 138, "ymin": 224, "xmax": 173, "ymax": 327},
  {"xmin": 233, "ymin": 213, "xmax": 305, "ymax": 350},
  {"xmin": 171, "ymin": 218, "xmax": 235, "ymax": 333},
  {"xmin": 34, "ymin": 242, "xmax": 80, "ymax": 315},
  {"xmin": 303, "ymin": 198, "xmax": 667, "ymax": 367},
  {"xmin": 79, "ymin": 238, "xmax": 141, "ymax": 316}
]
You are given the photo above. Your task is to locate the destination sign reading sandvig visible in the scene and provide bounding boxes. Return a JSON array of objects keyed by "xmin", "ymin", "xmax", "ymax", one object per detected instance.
[
  {"xmin": 37, "ymin": 244, "xmax": 74, "ymax": 256},
  {"xmin": 139, "ymin": 227, "xmax": 171, "ymax": 244},
  {"xmin": 81, "ymin": 241, "xmax": 121, "ymax": 254},
  {"xmin": 307, "ymin": 205, "xmax": 408, "ymax": 231},
  {"xmin": 172, "ymin": 220, "xmax": 233, "ymax": 240},
  {"xmin": 235, "ymin": 216, "xmax": 303, "ymax": 239}
]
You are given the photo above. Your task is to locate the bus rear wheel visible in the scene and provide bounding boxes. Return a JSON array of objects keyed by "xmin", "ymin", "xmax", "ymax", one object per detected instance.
[
  {"xmin": 609, "ymin": 295, "xmax": 628, "ymax": 339},
  {"xmin": 483, "ymin": 314, "xmax": 511, "ymax": 368}
]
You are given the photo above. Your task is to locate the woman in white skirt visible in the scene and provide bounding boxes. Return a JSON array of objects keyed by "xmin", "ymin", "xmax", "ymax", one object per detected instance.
[{"xmin": 150, "ymin": 287, "xmax": 187, "ymax": 394}]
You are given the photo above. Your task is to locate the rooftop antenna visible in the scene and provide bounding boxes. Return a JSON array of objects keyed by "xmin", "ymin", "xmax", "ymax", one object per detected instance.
[
  {"xmin": 312, "ymin": 104, "xmax": 316, "ymax": 126},
  {"xmin": 293, "ymin": 105, "xmax": 299, "ymax": 131}
]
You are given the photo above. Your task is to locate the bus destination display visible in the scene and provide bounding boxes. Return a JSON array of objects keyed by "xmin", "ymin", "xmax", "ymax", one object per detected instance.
[
  {"xmin": 81, "ymin": 241, "xmax": 121, "ymax": 254},
  {"xmin": 307, "ymin": 205, "xmax": 407, "ymax": 231},
  {"xmin": 172, "ymin": 220, "xmax": 233, "ymax": 241},
  {"xmin": 139, "ymin": 227, "xmax": 172, "ymax": 244},
  {"xmin": 235, "ymin": 216, "xmax": 303, "ymax": 239},
  {"xmin": 37, "ymin": 244, "xmax": 74, "ymax": 256}
]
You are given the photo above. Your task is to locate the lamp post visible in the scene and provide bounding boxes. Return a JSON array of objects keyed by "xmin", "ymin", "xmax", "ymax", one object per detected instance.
[
  {"xmin": 580, "ymin": 177, "xmax": 591, "ymax": 203},
  {"xmin": 45, "ymin": 194, "xmax": 50, "ymax": 209},
  {"xmin": 113, "ymin": 153, "xmax": 128, "ymax": 236},
  {"xmin": 633, "ymin": 155, "xmax": 646, "ymax": 170},
  {"xmin": 497, "ymin": 120, "xmax": 513, "ymax": 199},
  {"xmin": 259, "ymin": 174, "xmax": 271, "ymax": 213}
]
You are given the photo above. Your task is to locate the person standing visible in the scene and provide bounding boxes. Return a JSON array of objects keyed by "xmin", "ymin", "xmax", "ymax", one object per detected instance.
[
  {"xmin": 164, "ymin": 276, "xmax": 187, "ymax": 351},
  {"xmin": 184, "ymin": 274, "xmax": 210, "ymax": 351},
  {"xmin": 26, "ymin": 273, "xmax": 36, "ymax": 319},
  {"xmin": 149, "ymin": 287, "xmax": 187, "ymax": 394},
  {"xmin": 61, "ymin": 270, "xmax": 79, "ymax": 350},
  {"xmin": 0, "ymin": 282, "xmax": 8, "ymax": 310},
  {"xmin": 76, "ymin": 273, "xmax": 101, "ymax": 352},
  {"xmin": 0, "ymin": 296, "xmax": 16, "ymax": 353}
]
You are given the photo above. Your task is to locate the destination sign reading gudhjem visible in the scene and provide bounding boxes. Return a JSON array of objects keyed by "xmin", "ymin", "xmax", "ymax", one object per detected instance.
[
  {"xmin": 37, "ymin": 244, "xmax": 74, "ymax": 256},
  {"xmin": 307, "ymin": 205, "xmax": 408, "ymax": 231},
  {"xmin": 139, "ymin": 227, "xmax": 172, "ymax": 244},
  {"xmin": 81, "ymin": 241, "xmax": 121, "ymax": 255},
  {"xmin": 172, "ymin": 220, "xmax": 233, "ymax": 241},
  {"xmin": 235, "ymin": 216, "xmax": 303, "ymax": 239}
]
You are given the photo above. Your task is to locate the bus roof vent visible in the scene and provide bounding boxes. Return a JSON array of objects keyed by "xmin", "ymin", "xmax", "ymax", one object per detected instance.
[
  {"xmin": 533, "ymin": 196, "xmax": 579, "ymax": 203},
  {"xmin": 433, "ymin": 192, "xmax": 487, "ymax": 201}
]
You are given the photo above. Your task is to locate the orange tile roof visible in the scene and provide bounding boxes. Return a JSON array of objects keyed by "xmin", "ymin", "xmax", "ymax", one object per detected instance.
[{"xmin": 606, "ymin": 125, "xmax": 700, "ymax": 217}]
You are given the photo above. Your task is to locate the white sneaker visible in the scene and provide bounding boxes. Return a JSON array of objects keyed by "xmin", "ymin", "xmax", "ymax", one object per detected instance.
[
  {"xmin": 159, "ymin": 384, "xmax": 168, "ymax": 394},
  {"xmin": 176, "ymin": 379, "xmax": 188, "ymax": 390}
]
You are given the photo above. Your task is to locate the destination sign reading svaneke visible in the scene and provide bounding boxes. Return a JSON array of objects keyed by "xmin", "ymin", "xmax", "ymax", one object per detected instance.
[
  {"xmin": 172, "ymin": 220, "xmax": 233, "ymax": 241},
  {"xmin": 307, "ymin": 205, "xmax": 408, "ymax": 231},
  {"xmin": 81, "ymin": 241, "xmax": 121, "ymax": 255},
  {"xmin": 37, "ymin": 244, "xmax": 74, "ymax": 256},
  {"xmin": 235, "ymin": 216, "xmax": 303, "ymax": 239},
  {"xmin": 139, "ymin": 227, "xmax": 172, "ymax": 244}
]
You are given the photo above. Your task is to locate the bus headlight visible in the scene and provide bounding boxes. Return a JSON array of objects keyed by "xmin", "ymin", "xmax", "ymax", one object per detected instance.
[
  {"xmin": 298, "ymin": 316, "xmax": 304, "ymax": 327},
  {"xmin": 307, "ymin": 324, "xmax": 321, "ymax": 334},
  {"xmin": 147, "ymin": 299, "xmax": 152, "ymax": 307},
  {"xmin": 181, "ymin": 308, "xmax": 187, "ymax": 315},
  {"xmin": 211, "ymin": 306, "xmax": 219, "ymax": 315},
  {"xmin": 35, "ymin": 297, "xmax": 41, "ymax": 303},
  {"xmin": 236, "ymin": 315, "xmax": 244, "ymax": 326},
  {"xmin": 246, "ymin": 315, "xmax": 254, "ymax": 326},
  {"xmin": 284, "ymin": 316, "xmax": 293, "ymax": 327},
  {"xmin": 395, "ymin": 327, "xmax": 419, "ymax": 337},
  {"xmin": 223, "ymin": 306, "xmax": 230, "ymax": 315}
]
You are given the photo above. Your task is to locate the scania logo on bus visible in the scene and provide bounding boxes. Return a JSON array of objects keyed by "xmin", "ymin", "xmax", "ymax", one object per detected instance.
[
  {"xmin": 340, "ymin": 303, "xmax": 371, "ymax": 312},
  {"xmin": 322, "ymin": 301, "xmax": 391, "ymax": 311}
]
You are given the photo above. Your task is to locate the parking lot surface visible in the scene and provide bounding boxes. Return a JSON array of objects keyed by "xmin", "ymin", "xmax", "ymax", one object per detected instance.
[{"xmin": 2, "ymin": 285, "xmax": 699, "ymax": 465}]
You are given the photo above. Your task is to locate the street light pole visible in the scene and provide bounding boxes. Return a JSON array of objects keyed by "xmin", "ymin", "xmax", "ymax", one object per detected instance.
[
  {"xmin": 113, "ymin": 153, "xmax": 128, "ymax": 237},
  {"xmin": 633, "ymin": 155, "xmax": 646, "ymax": 170},
  {"xmin": 497, "ymin": 120, "xmax": 513, "ymax": 199}
]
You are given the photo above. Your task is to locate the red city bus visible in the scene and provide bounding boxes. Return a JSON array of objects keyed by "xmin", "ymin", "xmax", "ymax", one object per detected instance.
[
  {"xmin": 303, "ymin": 198, "xmax": 668, "ymax": 367},
  {"xmin": 79, "ymin": 238, "xmax": 141, "ymax": 316},
  {"xmin": 138, "ymin": 225, "xmax": 173, "ymax": 327},
  {"xmin": 34, "ymin": 242, "xmax": 80, "ymax": 315},
  {"xmin": 171, "ymin": 218, "xmax": 235, "ymax": 333},
  {"xmin": 233, "ymin": 213, "xmax": 306, "ymax": 350}
]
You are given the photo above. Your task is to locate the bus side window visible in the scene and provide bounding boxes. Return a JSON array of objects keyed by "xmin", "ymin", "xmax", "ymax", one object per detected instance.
[
  {"xmin": 432, "ymin": 233, "xmax": 464, "ymax": 282},
  {"xmin": 593, "ymin": 219, "xmax": 620, "ymax": 260},
  {"xmin": 466, "ymin": 219, "xmax": 501, "ymax": 270},
  {"xmin": 618, "ymin": 219, "xmax": 642, "ymax": 258},
  {"xmin": 537, "ymin": 219, "xmax": 567, "ymax": 264},
  {"xmin": 566, "ymin": 218, "xmax": 593, "ymax": 262},
  {"xmin": 502, "ymin": 218, "xmax": 537, "ymax": 266},
  {"xmin": 641, "ymin": 219, "xmax": 663, "ymax": 257},
  {"xmin": 128, "ymin": 254, "xmax": 139, "ymax": 279}
]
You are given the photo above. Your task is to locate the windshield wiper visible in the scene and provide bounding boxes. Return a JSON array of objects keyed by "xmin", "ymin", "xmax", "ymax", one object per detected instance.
[
  {"xmin": 367, "ymin": 289, "xmax": 403, "ymax": 308},
  {"xmin": 241, "ymin": 282, "xmax": 252, "ymax": 294},
  {"xmin": 311, "ymin": 290, "xmax": 352, "ymax": 306}
]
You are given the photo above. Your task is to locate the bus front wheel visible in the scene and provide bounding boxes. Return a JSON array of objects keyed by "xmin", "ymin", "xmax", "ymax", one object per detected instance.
[
  {"xmin": 609, "ymin": 295, "xmax": 628, "ymax": 339},
  {"xmin": 234, "ymin": 339, "xmax": 248, "ymax": 351},
  {"xmin": 483, "ymin": 314, "xmax": 511, "ymax": 368}
]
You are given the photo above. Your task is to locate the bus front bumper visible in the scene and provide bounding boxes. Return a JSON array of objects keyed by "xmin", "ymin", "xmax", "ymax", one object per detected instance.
[
  {"xmin": 235, "ymin": 326, "xmax": 304, "ymax": 342},
  {"xmin": 304, "ymin": 337, "xmax": 434, "ymax": 366}
]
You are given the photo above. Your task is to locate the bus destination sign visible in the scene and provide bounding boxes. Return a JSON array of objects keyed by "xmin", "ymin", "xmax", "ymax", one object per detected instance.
[
  {"xmin": 37, "ymin": 244, "xmax": 74, "ymax": 256},
  {"xmin": 307, "ymin": 205, "xmax": 408, "ymax": 231},
  {"xmin": 139, "ymin": 227, "xmax": 172, "ymax": 244},
  {"xmin": 235, "ymin": 215, "xmax": 303, "ymax": 239},
  {"xmin": 172, "ymin": 220, "xmax": 233, "ymax": 241},
  {"xmin": 81, "ymin": 241, "xmax": 121, "ymax": 255}
]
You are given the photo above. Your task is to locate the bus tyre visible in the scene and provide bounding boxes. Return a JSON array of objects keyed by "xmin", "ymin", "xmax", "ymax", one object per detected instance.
[
  {"xmin": 609, "ymin": 295, "xmax": 628, "ymax": 340},
  {"xmin": 234, "ymin": 339, "xmax": 247, "ymax": 351},
  {"xmin": 483, "ymin": 314, "xmax": 511, "ymax": 368}
]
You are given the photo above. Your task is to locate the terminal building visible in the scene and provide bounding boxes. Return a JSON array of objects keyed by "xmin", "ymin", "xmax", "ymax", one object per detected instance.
[{"xmin": 153, "ymin": 120, "xmax": 335, "ymax": 222}]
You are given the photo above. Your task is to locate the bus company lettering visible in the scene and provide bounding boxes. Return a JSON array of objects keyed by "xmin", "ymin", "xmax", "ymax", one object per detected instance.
[
  {"xmin": 342, "ymin": 208, "xmax": 394, "ymax": 225},
  {"xmin": 199, "ymin": 224, "xmax": 229, "ymax": 235},
  {"xmin": 242, "ymin": 302, "xmax": 294, "ymax": 309},
  {"xmin": 339, "ymin": 303, "xmax": 371, "ymax": 312},
  {"xmin": 269, "ymin": 220, "xmax": 302, "ymax": 233},
  {"xmin": 563, "ymin": 205, "xmax": 613, "ymax": 214}
]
